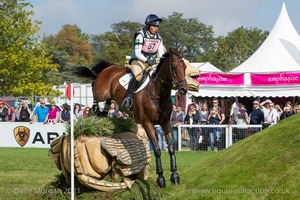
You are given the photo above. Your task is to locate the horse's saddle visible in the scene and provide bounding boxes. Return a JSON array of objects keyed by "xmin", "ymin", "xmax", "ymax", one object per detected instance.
[{"xmin": 119, "ymin": 69, "xmax": 154, "ymax": 93}]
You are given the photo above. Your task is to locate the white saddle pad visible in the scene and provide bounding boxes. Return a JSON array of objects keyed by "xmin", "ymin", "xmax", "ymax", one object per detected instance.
[{"xmin": 119, "ymin": 71, "xmax": 153, "ymax": 93}]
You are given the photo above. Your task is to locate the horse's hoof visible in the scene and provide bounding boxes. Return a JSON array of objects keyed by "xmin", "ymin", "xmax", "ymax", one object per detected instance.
[
  {"xmin": 156, "ymin": 175, "xmax": 166, "ymax": 188},
  {"xmin": 170, "ymin": 172, "xmax": 180, "ymax": 185}
]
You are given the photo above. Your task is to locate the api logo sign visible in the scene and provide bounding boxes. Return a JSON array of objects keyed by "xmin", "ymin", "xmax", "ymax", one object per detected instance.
[{"xmin": 14, "ymin": 126, "xmax": 30, "ymax": 147}]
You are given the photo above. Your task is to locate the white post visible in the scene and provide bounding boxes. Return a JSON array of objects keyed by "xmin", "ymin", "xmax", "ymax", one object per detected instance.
[
  {"xmin": 178, "ymin": 125, "xmax": 182, "ymax": 151},
  {"xmin": 70, "ymin": 84, "xmax": 75, "ymax": 200}
]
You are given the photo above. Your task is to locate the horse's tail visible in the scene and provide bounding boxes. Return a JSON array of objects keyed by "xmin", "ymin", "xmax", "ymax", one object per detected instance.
[
  {"xmin": 74, "ymin": 60, "xmax": 112, "ymax": 79},
  {"xmin": 74, "ymin": 66, "xmax": 98, "ymax": 79}
]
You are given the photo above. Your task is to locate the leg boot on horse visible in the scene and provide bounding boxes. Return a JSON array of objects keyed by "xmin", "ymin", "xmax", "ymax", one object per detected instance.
[{"xmin": 121, "ymin": 77, "xmax": 139, "ymax": 111}]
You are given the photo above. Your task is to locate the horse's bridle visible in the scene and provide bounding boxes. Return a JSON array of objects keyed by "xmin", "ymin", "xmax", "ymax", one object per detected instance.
[{"xmin": 169, "ymin": 58, "xmax": 187, "ymax": 89}]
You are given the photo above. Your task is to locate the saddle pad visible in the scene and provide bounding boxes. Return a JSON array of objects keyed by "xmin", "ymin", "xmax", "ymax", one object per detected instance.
[{"xmin": 119, "ymin": 73, "xmax": 150, "ymax": 93}]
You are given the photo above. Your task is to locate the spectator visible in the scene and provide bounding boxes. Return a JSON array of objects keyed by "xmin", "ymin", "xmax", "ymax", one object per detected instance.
[
  {"xmin": 60, "ymin": 103, "xmax": 70, "ymax": 123},
  {"xmin": 5, "ymin": 108, "xmax": 16, "ymax": 122},
  {"xmin": 207, "ymin": 107, "xmax": 221, "ymax": 151},
  {"xmin": 44, "ymin": 100, "xmax": 60, "ymax": 124},
  {"xmin": 83, "ymin": 106, "xmax": 91, "ymax": 118},
  {"xmin": 249, "ymin": 100, "xmax": 264, "ymax": 134},
  {"xmin": 30, "ymin": 99, "xmax": 49, "ymax": 123},
  {"xmin": 154, "ymin": 125, "xmax": 167, "ymax": 151},
  {"xmin": 280, "ymin": 101, "xmax": 294, "ymax": 120},
  {"xmin": 233, "ymin": 104, "xmax": 249, "ymax": 143},
  {"xmin": 184, "ymin": 103, "xmax": 200, "ymax": 151},
  {"xmin": 260, "ymin": 99, "xmax": 272, "ymax": 121},
  {"xmin": 171, "ymin": 104, "xmax": 185, "ymax": 150},
  {"xmin": 0, "ymin": 100, "xmax": 7, "ymax": 122},
  {"xmin": 211, "ymin": 98, "xmax": 225, "ymax": 124},
  {"xmin": 199, "ymin": 102, "xmax": 210, "ymax": 150},
  {"xmin": 211, "ymin": 98, "xmax": 225, "ymax": 150},
  {"xmin": 199, "ymin": 103, "xmax": 209, "ymax": 125},
  {"xmin": 107, "ymin": 100, "xmax": 123, "ymax": 118},
  {"xmin": 294, "ymin": 104, "xmax": 300, "ymax": 114},
  {"xmin": 18, "ymin": 100, "xmax": 31, "ymax": 122},
  {"xmin": 74, "ymin": 103, "xmax": 84, "ymax": 119},
  {"xmin": 263, "ymin": 102, "xmax": 278, "ymax": 128},
  {"xmin": 274, "ymin": 104, "xmax": 283, "ymax": 121}
]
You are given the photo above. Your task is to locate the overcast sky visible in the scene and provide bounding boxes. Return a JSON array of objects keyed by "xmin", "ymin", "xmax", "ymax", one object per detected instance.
[{"xmin": 27, "ymin": 0, "xmax": 300, "ymax": 37}]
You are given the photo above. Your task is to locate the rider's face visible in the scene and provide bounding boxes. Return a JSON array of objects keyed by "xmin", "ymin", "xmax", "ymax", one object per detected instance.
[{"xmin": 149, "ymin": 25, "xmax": 159, "ymax": 35}]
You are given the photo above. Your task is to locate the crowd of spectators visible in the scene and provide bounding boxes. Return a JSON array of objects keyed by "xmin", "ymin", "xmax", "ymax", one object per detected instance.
[
  {"xmin": 1, "ymin": 97, "xmax": 299, "ymax": 152},
  {"xmin": 169, "ymin": 97, "xmax": 299, "ymax": 151}
]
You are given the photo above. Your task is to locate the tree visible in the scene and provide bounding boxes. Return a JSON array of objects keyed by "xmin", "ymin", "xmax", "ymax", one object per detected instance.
[
  {"xmin": 0, "ymin": 0, "xmax": 61, "ymax": 96},
  {"xmin": 210, "ymin": 27, "xmax": 269, "ymax": 71},
  {"xmin": 43, "ymin": 24, "xmax": 93, "ymax": 83},
  {"xmin": 159, "ymin": 12, "xmax": 216, "ymax": 62},
  {"xmin": 90, "ymin": 21, "xmax": 142, "ymax": 65}
]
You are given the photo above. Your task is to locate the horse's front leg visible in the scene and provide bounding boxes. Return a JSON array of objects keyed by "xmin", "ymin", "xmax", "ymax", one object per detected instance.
[
  {"xmin": 162, "ymin": 121, "xmax": 180, "ymax": 185},
  {"xmin": 143, "ymin": 122, "xmax": 166, "ymax": 188}
]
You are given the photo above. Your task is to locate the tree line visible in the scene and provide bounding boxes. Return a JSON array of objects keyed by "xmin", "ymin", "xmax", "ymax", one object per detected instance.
[{"xmin": 0, "ymin": 0, "xmax": 268, "ymax": 97}]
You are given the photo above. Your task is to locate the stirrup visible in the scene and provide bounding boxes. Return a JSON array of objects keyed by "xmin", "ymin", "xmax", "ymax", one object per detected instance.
[{"xmin": 121, "ymin": 97, "xmax": 133, "ymax": 110}]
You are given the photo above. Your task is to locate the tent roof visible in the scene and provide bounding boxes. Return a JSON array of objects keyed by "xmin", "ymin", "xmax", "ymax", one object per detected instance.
[
  {"xmin": 190, "ymin": 62, "xmax": 222, "ymax": 73},
  {"xmin": 230, "ymin": 3, "xmax": 300, "ymax": 73}
]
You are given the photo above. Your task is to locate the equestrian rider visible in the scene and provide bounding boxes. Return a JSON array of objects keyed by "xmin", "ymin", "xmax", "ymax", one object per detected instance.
[{"xmin": 121, "ymin": 14, "xmax": 165, "ymax": 111}]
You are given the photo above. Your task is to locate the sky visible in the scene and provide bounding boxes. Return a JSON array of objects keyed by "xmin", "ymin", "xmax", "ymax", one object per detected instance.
[{"xmin": 27, "ymin": 0, "xmax": 300, "ymax": 37}]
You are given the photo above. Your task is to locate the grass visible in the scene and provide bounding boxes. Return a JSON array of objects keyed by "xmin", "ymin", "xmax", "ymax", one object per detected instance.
[{"xmin": 0, "ymin": 114, "xmax": 299, "ymax": 199}]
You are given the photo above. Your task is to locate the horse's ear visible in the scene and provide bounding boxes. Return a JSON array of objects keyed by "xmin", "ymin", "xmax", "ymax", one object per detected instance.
[
  {"xmin": 169, "ymin": 47, "xmax": 173, "ymax": 55},
  {"xmin": 180, "ymin": 48, "xmax": 184, "ymax": 57}
]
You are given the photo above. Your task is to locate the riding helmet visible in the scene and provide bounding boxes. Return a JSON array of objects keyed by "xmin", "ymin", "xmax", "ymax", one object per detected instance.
[{"xmin": 145, "ymin": 14, "xmax": 162, "ymax": 26}]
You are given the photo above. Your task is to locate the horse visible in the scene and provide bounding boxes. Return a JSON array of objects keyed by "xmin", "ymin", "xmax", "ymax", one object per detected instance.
[{"xmin": 75, "ymin": 48, "xmax": 189, "ymax": 188}]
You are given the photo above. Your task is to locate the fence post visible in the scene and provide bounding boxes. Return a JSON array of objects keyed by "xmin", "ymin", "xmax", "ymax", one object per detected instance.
[{"xmin": 178, "ymin": 125, "xmax": 182, "ymax": 151}]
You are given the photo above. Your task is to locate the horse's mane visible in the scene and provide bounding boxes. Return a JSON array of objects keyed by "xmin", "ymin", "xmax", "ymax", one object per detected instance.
[{"xmin": 155, "ymin": 48, "xmax": 181, "ymax": 73}]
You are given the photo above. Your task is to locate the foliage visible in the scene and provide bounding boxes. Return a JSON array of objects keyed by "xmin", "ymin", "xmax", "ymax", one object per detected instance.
[
  {"xmin": 210, "ymin": 27, "xmax": 269, "ymax": 71},
  {"xmin": 159, "ymin": 12, "xmax": 216, "ymax": 62},
  {"xmin": 66, "ymin": 116, "xmax": 137, "ymax": 139},
  {"xmin": 0, "ymin": 0, "xmax": 61, "ymax": 96},
  {"xmin": 90, "ymin": 21, "xmax": 142, "ymax": 65},
  {"xmin": 42, "ymin": 24, "xmax": 93, "ymax": 83}
]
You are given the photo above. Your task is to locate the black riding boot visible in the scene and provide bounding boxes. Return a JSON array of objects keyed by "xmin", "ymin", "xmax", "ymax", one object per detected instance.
[{"xmin": 121, "ymin": 77, "xmax": 139, "ymax": 111}]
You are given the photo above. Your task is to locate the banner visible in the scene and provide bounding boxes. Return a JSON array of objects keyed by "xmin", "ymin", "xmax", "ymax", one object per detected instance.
[
  {"xmin": 251, "ymin": 72, "xmax": 300, "ymax": 85},
  {"xmin": 0, "ymin": 122, "xmax": 66, "ymax": 148},
  {"xmin": 195, "ymin": 73, "xmax": 244, "ymax": 85}
]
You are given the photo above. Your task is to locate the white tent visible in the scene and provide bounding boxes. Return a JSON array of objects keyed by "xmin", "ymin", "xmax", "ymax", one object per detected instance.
[
  {"xmin": 191, "ymin": 3, "xmax": 300, "ymax": 97},
  {"xmin": 190, "ymin": 62, "xmax": 222, "ymax": 73},
  {"xmin": 231, "ymin": 3, "xmax": 300, "ymax": 73}
]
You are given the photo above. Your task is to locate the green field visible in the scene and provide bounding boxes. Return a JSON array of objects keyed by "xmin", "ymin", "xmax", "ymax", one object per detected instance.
[{"xmin": 0, "ymin": 114, "xmax": 299, "ymax": 199}]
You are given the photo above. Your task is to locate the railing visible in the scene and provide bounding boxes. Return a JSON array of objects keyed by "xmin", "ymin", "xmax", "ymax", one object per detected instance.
[{"xmin": 176, "ymin": 124, "xmax": 263, "ymax": 151}]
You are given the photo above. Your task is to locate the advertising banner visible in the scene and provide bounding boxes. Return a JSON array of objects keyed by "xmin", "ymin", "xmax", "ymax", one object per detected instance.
[
  {"xmin": 195, "ymin": 73, "xmax": 244, "ymax": 85},
  {"xmin": 0, "ymin": 122, "xmax": 66, "ymax": 148},
  {"xmin": 251, "ymin": 72, "xmax": 300, "ymax": 85}
]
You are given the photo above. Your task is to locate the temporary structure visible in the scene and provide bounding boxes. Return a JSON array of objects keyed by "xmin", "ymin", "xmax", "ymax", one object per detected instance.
[
  {"xmin": 191, "ymin": 3, "xmax": 300, "ymax": 97},
  {"xmin": 190, "ymin": 62, "xmax": 222, "ymax": 73}
]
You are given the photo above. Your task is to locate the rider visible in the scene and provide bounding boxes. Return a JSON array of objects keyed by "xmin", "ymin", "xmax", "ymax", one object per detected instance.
[{"xmin": 121, "ymin": 14, "xmax": 165, "ymax": 111}]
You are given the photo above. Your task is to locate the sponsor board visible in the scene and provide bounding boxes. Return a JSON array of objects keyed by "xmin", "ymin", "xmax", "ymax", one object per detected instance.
[{"xmin": 0, "ymin": 122, "xmax": 66, "ymax": 148}]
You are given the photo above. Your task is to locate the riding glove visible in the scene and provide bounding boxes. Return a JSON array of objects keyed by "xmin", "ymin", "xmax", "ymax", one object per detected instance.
[{"xmin": 146, "ymin": 59, "xmax": 155, "ymax": 66}]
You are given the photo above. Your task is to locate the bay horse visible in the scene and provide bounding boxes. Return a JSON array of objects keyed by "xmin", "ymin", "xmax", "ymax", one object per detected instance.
[{"xmin": 76, "ymin": 48, "xmax": 188, "ymax": 187}]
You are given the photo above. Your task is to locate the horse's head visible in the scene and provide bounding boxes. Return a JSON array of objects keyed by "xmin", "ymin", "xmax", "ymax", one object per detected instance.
[{"xmin": 169, "ymin": 48, "xmax": 189, "ymax": 95}]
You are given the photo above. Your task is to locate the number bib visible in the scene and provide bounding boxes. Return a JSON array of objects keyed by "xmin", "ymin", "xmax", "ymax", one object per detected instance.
[{"xmin": 142, "ymin": 38, "xmax": 161, "ymax": 54}]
